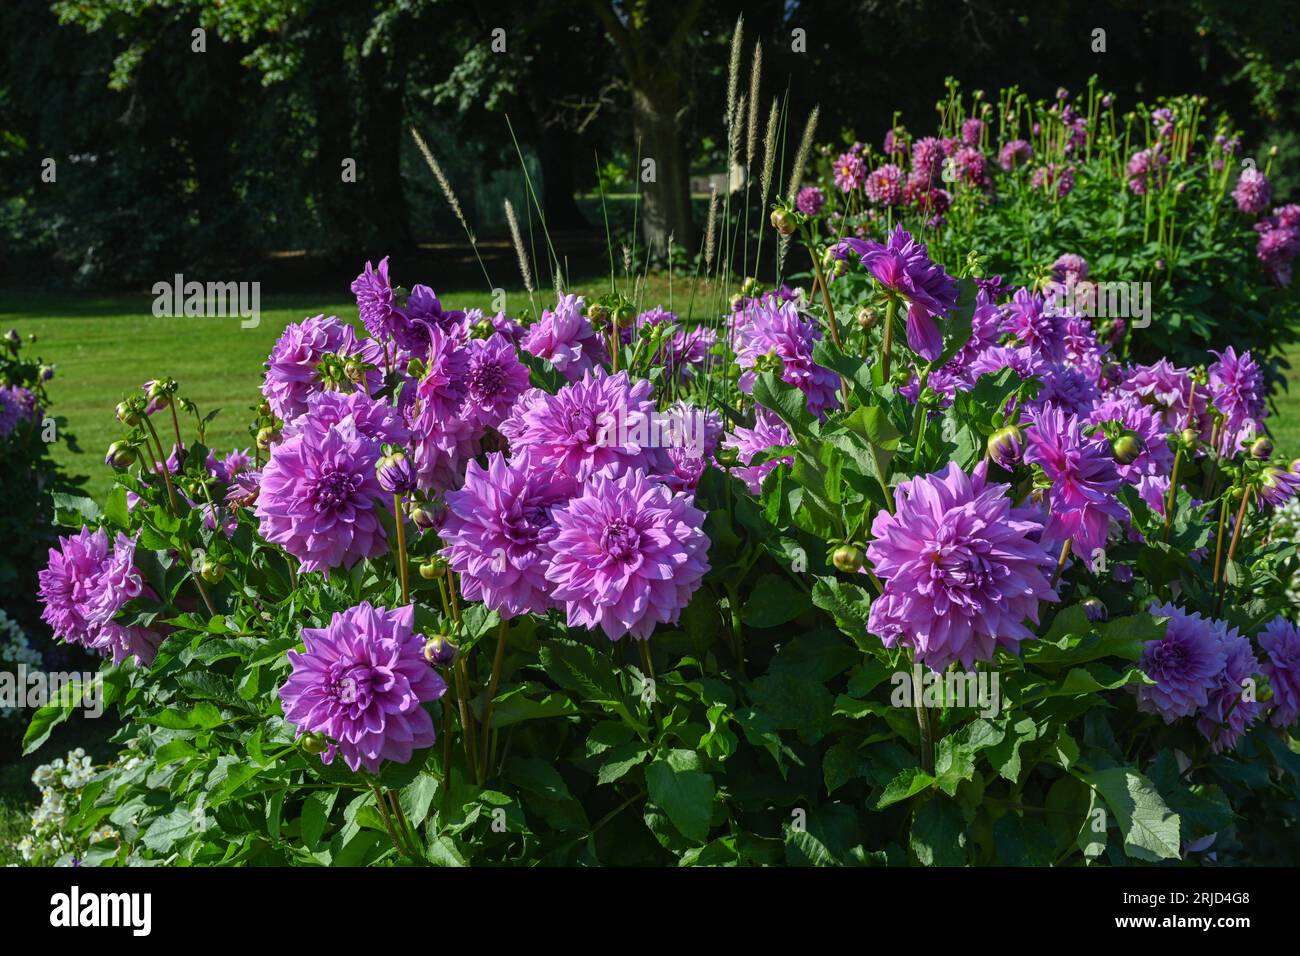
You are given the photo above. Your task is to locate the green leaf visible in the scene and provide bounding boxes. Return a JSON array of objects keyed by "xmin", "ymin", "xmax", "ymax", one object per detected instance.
[
  {"xmin": 876, "ymin": 767, "xmax": 935, "ymax": 809},
  {"xmin": 909, "ymin": 796, "xmax": 967, "ymax": 866},
  {"xmin": 741, "ymin": 573, "xmax": 811, "ymax": 628},
  {"xmin": 1075, "ymin": 767, "xmax": 1181, "ymax": 862},
  {"xmin": 811, "ymin": 577, "xmax": 873, "ymax": 645},
  {"xmin": 752, "ymin": 370, "xmax": 815, "ymax": 432},
  {"xmin": 645, "ymin": 752, "xmax": 715, "ymax": 843},
  {"xmin": 597, "ymin": 742, "xmax": 651, "ymax": 785},
  {"xmin": 300, "ymin": 791, "xmax": 336, "ymax": 849}
]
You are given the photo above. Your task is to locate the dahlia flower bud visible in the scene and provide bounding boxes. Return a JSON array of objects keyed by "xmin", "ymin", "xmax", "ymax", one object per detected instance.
[
  {"xmin": 423, "ymin": 635, "xmax": 458, "ymax": 666},
  {"xmin": 115, "ymin": 401, "xmax": 141, "ymax": 427},
  {"xmin": 988, "ymin": 424, "xmax": 1024, "ymax": 469},
  {"xmin": 105, "ymin": 441, "xmax": 137, "ymax": 469},
  {"xmin": 832, "ymin": 544, "xmax": 865, "ymax": 573},
  {"xmin": 146, "ymin": 378, "xmax": 174, "ymax": 406},
  {"xmin": 1111, "ymin": 432, "xmax": 1145, "ymax": 465},
  {"xmin": 1082, "ymin": 597, "xmax": 1108, "ymax": 623},
  {"xmin": 3, "ymin": 328, "xmax": 18, "ymax": 349},
  {"xmin": 856, "ymin": 307, "xmax": 878, "ymax": 330},
  {"xmin": 256, "ymin": 425, "xmax": 281, "ymax": 449},
  {"xmin": 199, "ymin": 556, "xmax": 226, "ymax": 585},
  {"xmin": 715, "ymin": 446, "xmax": 740, "ymax": 468},
  {"xmin": 418, "ymin": 556, "xmax": 448, "ymax": 580},
  {"xmin": 406, "ymin": 357, "xmax": 427, "ymax": 379},
  {"xmin": 1250, "ymin": 436, "xmax": 1274, "ymax": 460},
  {"xmin": 300, "ymin": 733, "xmax": 330, "ymax": 755},
  {"xmin": 257, "ymin": 400, "xmax": 272, "ymax": 418},
  {"xmin": 1181, "ymin": 428, "xmax": 1200, "ymax": 449},
  {"xmin": 375, "ymin": 450, "xmax": 416, "ymax": 494},
  {"xmin": 469, "ymin": 318, "xmax": 495, "ymax": 339},
  {"xmin": 770, "ymin": 207, "xmax": 797, "ymax": 236},
  {"xmin": 408, "ymin": 500, "xmax": 444, "ymax": 530}
]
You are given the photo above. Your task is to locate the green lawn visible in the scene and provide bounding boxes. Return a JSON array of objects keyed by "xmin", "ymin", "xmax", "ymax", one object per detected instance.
[{"xmin": 5, "ymin": 288, "xmax": 1300, "ymax": 501}]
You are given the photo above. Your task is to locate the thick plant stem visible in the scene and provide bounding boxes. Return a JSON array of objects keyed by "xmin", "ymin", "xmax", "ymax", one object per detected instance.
[
  {"xmin": 454, "ymin": 659, "xmax": 480, "ymax": 786},
  {"xmin": 881, "ymin": 298, "xmax": 897, "ymax": 381},
  {"xmin": 141, "ymin": 416, "xmax": 180, "ymax": 514},
  {"xmin": 1211, "ymin": 495, "xmax": 1231, "ymax": 588},
  {"xmin": 478, "ymin": 618, "xmax": 509, "ymax": 777},
  {"xmin": 911, "ymin": 661, "xmax": 934, "ymax": 774},
  {"xmin": 392, "ymin": 494, "xmax": 410, "ymax": 605},
  {"xmin": 1163, "ymin": 448, "xmax": 1182, "ymax": 542},
  {"xmin": 726, "ymin": 584, "xmax": 746, "ymax": 678},
  {"xmin": 371, "ymin": 784, "xmax": 412, "ymax": 862},
  {"xmin": 441, "ymin": 693, "xmax": 454, "ymax": 792},
  {"xmin": 1217, "ymin": 486, "xmax": 1252, "ymax": 613}
]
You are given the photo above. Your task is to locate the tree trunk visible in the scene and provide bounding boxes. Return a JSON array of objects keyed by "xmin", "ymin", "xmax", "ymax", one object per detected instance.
[
  {"xmin": 631, "ymin": 68, "xmax": 696, "ymax": 256},
  {"xmin": 537, "ymin": 122, "xmax": 588, "ymax": 230}
]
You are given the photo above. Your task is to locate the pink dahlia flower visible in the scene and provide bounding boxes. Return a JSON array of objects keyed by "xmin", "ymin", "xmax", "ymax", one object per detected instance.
[
  {"xmin": 462, "ymin": 332, "xmax": 531, "ymax": 430},
  {"xmin": 1232, "ymin": 167, "xmax": 1271, "ymax": 215},
  {"xmin": 833, "ymin": 151, "xmax": 867, "ymax": 192},
  {"xmin": 723, "ymin": 407, "xmax": 793, "ymax": 495},
  {"xmin": 521, "ymin": 293, "xmax": 607, "ymax": 381},
  {"xmin": 441, "ymin": 451, "xmax": 570, "ymax": 618},
  {"xmin": 864, "ymin": 163, "xmax": 905, "ymax": 205},
  {"xmin": 545, "ymin": 468, "xmax": 710, "ymax": 641},
  {"xmin": 865, "ymin": 461, "xmax": 1059, "ymax": 671},
  {"xmin": 255, "ymin": 418, "xmax": 388, "ymax": 573},
  {"xmin": 278, "ymin": 602, "xmax": 446, "ymax": 774},
  {"xmin": 262, "ymin": 314, "xmax": 374, "ymax": 421},
  {"xmin": 733, "ymin": 297, "xmax": 840, "ymax": 417}
]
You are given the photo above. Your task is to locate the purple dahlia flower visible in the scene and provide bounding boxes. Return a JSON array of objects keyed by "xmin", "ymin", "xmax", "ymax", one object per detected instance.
[
  {"xmin": 498, "ymin": 369, "xmax": 667, "ymax": 481},
  {"xmin": 1031, "ymin": 163, "xmax": 1075, "ymax": 197},
  {"xmin": 255, "ymin": 418, "xmax": 387, "ymax": 573},
  {"xmin": 1085, "ymin": 395, "xmax": 1174, "ymax": 482},
  {"xmin": 460, "ymin": 308, "xmax": 524, "ymax": 345},
  {"xmin": 401, "ymin": 284, "xmax": 466, "ymax": 352},
  {"xmin": 733, "ymin": 297, "xmax": 840, "ymax": 417},
  {"xmin": 833, "ymin": 225, "xmax": 959, "ymax": 363},
  {"xmin": 961, "ymin": 117, "xmax": 984, "ymax": 147},
  {"xmin": 351, "ymin": 257, "xmax": 404, "ymax": 342},
  {"xmin": 441, "ymin": 451, "xmax": 570, "ymax": 618},
  {"xmin": 911, "ymin": 137, "xmax": 945, "ymax": 185},
  {"xmin": 1208, "ymin": 347, "xmax": 1267, "ymax": 456},
  {"xmin": 722, "ymin": 407, "xmax": 794, "ymax": 495},
  {"xmin": 1136, "ymin": 603, "xmax": 1228, "ymax": 721},
  {"xmin": 462, "ymin": 333, "xmax": 530, "ymax": 430},
  {"xmin": 545, "ymin": 468, "xmax": 710, "ymax": 641},
  {"xmin": 282, "ymin": 390, "xmax": 410, "ymax": 448},
  {"xmin": 998, "ymin": 139, "xmax": 1034, "ymax": 171},
  {"xmin": 37, "ymin": 528, "xmax": 163, "ymax": 665},
  {"xmin": 796, "ymin": 186, "xmax": 826, "ymax": 215},
  {"xmin": 1024, "ymin": 403, "xmax": 1126, "ymax": 559},
  {"xmin": 262, "ymin": 314, "xmax": 376, "ymax": 421},
  {"xmin": 1196, "ymin": 628, "xmax": 1263, "ymax": 752},
  {"xmin": 865, "ymin": 460, "xmax": 1059, "ymax": 671},
  {"xmin": 1259, "ymin": 617, "xmax": 1300, "ymax": 728},
  {"xmin": 278, "ymin": 602, "xmax": 445, "ymax": 774},
  {"xmin": 521, "ymin": 294, "xmax": 607, "ymax": 381},
  {"xmin": 1001, "ymin": 287, "xmax": 1065, "ymax": 362},
  {"xmin": 1117, "ymin": 359, "xmax": 1206, "ymax": 433},
  {"xmin": 412, "ymin": 323, "xmax": 470, "ymax": 421},
  {"xmin": 1233, "ymin": 168, "xmax": 1271, "ymax": 215},
  {"xmin": 653, "ymin": 401, "xmax": 723, "ymax": 493}
]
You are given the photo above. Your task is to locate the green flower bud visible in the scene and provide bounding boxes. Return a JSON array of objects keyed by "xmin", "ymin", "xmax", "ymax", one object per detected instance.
[{"xmin": 832, "ymin": 544, "xmax": 865, "ymax": 573}]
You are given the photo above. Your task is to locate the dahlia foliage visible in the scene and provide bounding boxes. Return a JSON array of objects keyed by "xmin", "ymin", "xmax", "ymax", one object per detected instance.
[{"xmin": 24, "ymin": 71, "xmax": 1300, "ymax": 869}]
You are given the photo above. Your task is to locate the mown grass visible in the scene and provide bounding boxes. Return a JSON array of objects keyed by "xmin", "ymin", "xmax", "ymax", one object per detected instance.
[{"xmin": 5, "ymin": 286, "xmax": 1300, "ymax": 501}]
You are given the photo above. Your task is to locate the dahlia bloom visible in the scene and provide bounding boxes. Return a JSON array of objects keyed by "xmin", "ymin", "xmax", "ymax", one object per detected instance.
[
  {"xmin": 1001, "ymin": 288, "xmax": 1065, "ymax": 362},
  {"xmin": 1117, "ymin": 359, "xmax": 1206, "ymax": 432},
  {"xmin": 1196, "ymin": 629, "xmax": 1263, "ymax": 752},
  {"xmin": 833, "ymin": 226, "xmax": 959, "ymax": 363},
  {"xmin": 911, "ymin": 137, "xmax": 945, "ymax": 185},
  {"xmin": 278, "ymin": 602, "xmax": 445, "ymax": 774},
  {"xmin": 1024, "ymin": 403, "xmax": 1126, "ymax": 559},
  {"xmin": 951, "ymin": 146, "xmax": 989, "ymax": 189},
  {"xmin": 0, "ymin": 386, "xmax": 37, "ymax": 437},
  {"xmin": 545, "ymin": 468, "xmax": 710, "ymax": 641},
  {"xmin": 351, "ymin": 257, "xmax": 403, "ymax": 342},
  {"xmin": 1032, "ymin": 364, "xmax": 1100, "ymax": 418},
  {"xmin": 1259, "ymin": 617, "xmax": 1300, "ymax": 728},
  {"xmin": 723, "ymin": 407, "xmax": 794, "ymax": 494},
  {"xmin": 403, "ymin": 284, "xmax": 466, "ymax": 350},
  {"xmin": 1259, "ymin": 465, "xmax": 1300, "ymax": 507},
  {"xmin": 499, "ymin": 369, "xmax": 667, "ymax": 480},
  {"xmin": 796, "ymin": 186, "xmax": 826, "ymax": 215},
  {"xmin": 441, "ymin": 451, "xmax": 569, "ymax": 618},
  {"xmin": 865, "ymin": 461, "xmax": 1059, "ymax": 671},
  {"xmin": 833, "ymin": 151, "xmax": 866, "ymax": 192},
  {"xmin": 38, "ymin": 528, "xmax": 163, "ymax": 665},
  {"xmin": 521, "ymin": 294, "xmax": 607, "ymax": 381},
  {"xmin": 255, "ymin": 418, "xmax": 388, "ymax": 573},
  {"xmin": 412, "ymin": 323, "xmax": 470, "ymax": 422},
  {"xmin": 1085, "ymin": 396, "xmax": 1174, "ymax": 482},
  {"xmin": 998, "ymin": 139, "xmax": 1033, "ymax": 171},
  {"xmin": 1136, "ymin": 604, "xmax": 1229, "ymax": 721},
  {"xmin": 733, "ymin": 297, "xmax": 840, "ymax": 417},
  {"xmin": 865, "ymin": 164, "xmax": 905, "ymax": 206},
  {"xmin": 282, "ymin": 390, "xmax": 410, "ymax": 448},
  {"xmin": 654, "ymin": 401, "xmax": 723, "ymax": 493},
  {"xmin": 960, "ymin": 117, "xmax": 984, "ymax": 147},
  {"xmin": 461, "ymin": 308, "xmax": 524, "ymax": 345},
  {"xmin": 1051, "ymin": 254, "xmax": 1089, "ymax": 285},
  {"xmin": 1208, "ymin": 347, "xmax": 1267, "ymax": 456},
  {"xmin": 462, "ymin": 333, "xmax": 531, "ymax": 430},
  {"xmin": 262, "ymin": 314, "xmax": 368, "ymax": 421},
  {"xmin": 1232, "ymin": 168, "xmax": 1271, "ymax": 215}
]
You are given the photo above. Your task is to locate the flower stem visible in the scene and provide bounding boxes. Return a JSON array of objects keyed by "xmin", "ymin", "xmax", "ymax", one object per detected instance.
[
  {"xmin": 478, "ymin": 618, "xmax": 509, "ymax": 777},
  {"xmin": 1050, "ymin": 538, "xmax": 1073, "ymax": 587},
  {"xmin": 1216, "ymin": 486, "xmax": 1252, "ymax": 614},
  {"xmin": 453, "ymin": 658, "xmax": 480, "ymax": 786},
  {"xmin": 1163, "ymin": 448, "xmax": 1182, "ymax": 542},
  {"xmin": 881, "ymin": 298, "xmax": 897, "ymax": 381},
  {"xmin": 141, "ymin": 416, "xmax": 180, "ymax": 514},
  {"xmin": 911, "ymin": 661, "xmax": 934, "ymax": 774},
  {"xmin": 1211, "ymin": 494, "xmax": 1231, "ymax": 588},
  {"xmin": 392, "ymin": 494, "xmax": 410, "ymax": 606}
]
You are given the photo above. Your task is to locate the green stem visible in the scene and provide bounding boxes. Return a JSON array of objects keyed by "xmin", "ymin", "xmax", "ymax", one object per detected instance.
[
  {"xmin": 392, "ymin": 494, "xmax": 410, "ymax": 605},
  {"xmin": 478, "ymin": 618, "xmax": 509, "ymax": 778}
]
